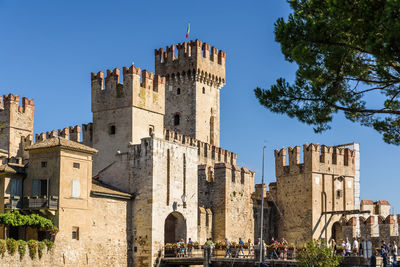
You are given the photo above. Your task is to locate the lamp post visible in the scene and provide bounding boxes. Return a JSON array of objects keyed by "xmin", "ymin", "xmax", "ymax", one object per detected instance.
[
  {"xmin": 181, "ymin": 194, "xmax": 187, "ymax": 208},
  {"xmin": 259, "ymin": 145, "xmax": 266, "ymax": 266}
]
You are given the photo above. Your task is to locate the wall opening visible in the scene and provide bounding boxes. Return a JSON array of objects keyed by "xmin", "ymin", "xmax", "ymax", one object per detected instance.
[{"xmin": 164, "ymin": 212, "xmax": 187, "ymax": 244}]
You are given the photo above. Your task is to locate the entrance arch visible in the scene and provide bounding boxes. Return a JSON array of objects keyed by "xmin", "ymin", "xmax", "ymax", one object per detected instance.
[
  {"xmin": 164, "ymin": 212, "xmax": 187, "ymax": 244},
  {"xmin": 331, "ymin": 222, "xmax": 343, "ymax": 242}
]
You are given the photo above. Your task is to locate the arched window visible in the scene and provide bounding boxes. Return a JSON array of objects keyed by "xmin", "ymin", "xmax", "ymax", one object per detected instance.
[
  {"xmin": 202, "ymin": 87, "xmax": 205, "ymax": 94},
  {"xmin": 174, "ymin": 114, "xmax": 180, "ymax": 126},
  {"xmin": 177, "ymin": 88, "xmax": 181, "ymax": 95}
]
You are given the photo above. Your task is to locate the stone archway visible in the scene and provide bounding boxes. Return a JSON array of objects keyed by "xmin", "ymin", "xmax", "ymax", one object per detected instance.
[
  {"xmin": 164, "ymin": 212, "xmax": 187, "ymax": 244},
  {"xmin": 331, "ymin": 222, "xmax": 343, "ymax": 242}
]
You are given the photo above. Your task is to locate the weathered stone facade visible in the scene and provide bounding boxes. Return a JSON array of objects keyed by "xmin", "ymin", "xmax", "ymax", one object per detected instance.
[{"xmin": 3, "ymin": 38, "xmax": 397, "ymax": 267}]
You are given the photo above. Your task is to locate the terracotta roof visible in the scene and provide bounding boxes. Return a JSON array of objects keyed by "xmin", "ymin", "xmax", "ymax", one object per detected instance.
[
  {"xmin": 25, "ymin": 137, "xmax": 97, "ymax": 154},
  {"xmin": 91, "ymin": 179, "xmax": 132, "ymax": 199},
  {"xmin": 0, "ymin": 163, "xmax": 26, "ymax": 175},
  {"xmin": 377, "ymin": 200, "xmax": 390, "ymax": 205},
  {"xmin": 361, "ymin": 200, "xmax": 373, "ymax": 205}
]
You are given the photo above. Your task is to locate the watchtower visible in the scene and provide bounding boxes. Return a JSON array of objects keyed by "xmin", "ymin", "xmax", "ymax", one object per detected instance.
[
  {"xmin": 155, "ymin": 40, "xmax": 226, "ymax": 146},
  {"xmin": 90, "ymin": 65, "xmax": 165, "ymax": 174},
  {"xmin": 273, "ymin": 143, "xmax": 358, "ymax": 244},
  {"xmin": 0, "ymin": 94, "xmax": 34, "ymax": 158}
]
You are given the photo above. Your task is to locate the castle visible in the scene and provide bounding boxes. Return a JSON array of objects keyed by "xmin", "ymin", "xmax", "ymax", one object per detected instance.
[{"xmin": 0, "ymin": 40, "xmax": 397, "ymax": 266}]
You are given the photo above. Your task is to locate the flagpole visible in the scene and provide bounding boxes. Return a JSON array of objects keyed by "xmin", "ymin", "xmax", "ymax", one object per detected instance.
[{"xmin": 259, "ymin": 145, "xmax": 266, "ymax": 265}]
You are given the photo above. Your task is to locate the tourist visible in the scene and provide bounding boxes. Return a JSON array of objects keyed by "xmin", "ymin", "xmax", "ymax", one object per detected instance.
[
  {"xmin": 187, "ymin": 237, "xmax": 193, "ymax": 257},
  {"xmin": 358, "ymin": 238, "xmax": 363, "ymax": 257},
  {"xmin": 225, "ymin": 238, "xmax": 231, "ymax": 258},
  {"xmin": 352, "ymin": 237, "xmax": 359, "ymax": 256},
  {"xmin": 270, "ymin": 237, "xmax": 279, "ymax": 259},
  {"xmin": 345, "ymin": 237, "xmax": 351, "ymax": 256},
  {"xmin": 178, "ymin": 239, "xmax": 185, "ymax": 257},
  {"xmin": 381, "ymin": 240, "xmax": 389, "ymax": 267},
  {"xmin": 281, "ymin": 238, "xmax": 288, "ymax": 259},
  {"xmin": 238, "ymin": 238, "xmax": 245, "ymax": 257},
  {"xmin": 247, "ymin": 239, "xmax": 252, "ymax": 257},
  {"xmin": 391, "ymin": 241, "xmax": 397, "ymax": 264},
  {"xmin": 370, "ymin": 249, "xmax": 378, "ymax": 267},
  {"xmin": 330, "ymin": 239, "xmax": 337, "ymax": 255}
]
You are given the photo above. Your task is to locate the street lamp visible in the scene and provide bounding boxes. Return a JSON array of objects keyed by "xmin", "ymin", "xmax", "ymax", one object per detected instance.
[{"xmin": 181, "ymin": 194, "xmax": 187, "ymax": 208}]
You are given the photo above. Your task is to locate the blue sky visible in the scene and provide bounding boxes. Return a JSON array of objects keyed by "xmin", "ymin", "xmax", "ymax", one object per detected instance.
[{"xmin": 0, "ymin": 1, "xmax": 398, "ymax": 210}]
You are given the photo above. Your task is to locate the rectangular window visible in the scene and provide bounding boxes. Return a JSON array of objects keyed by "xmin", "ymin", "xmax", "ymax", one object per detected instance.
[
  {"xmin": 10, "ymin": 179, "xmax": 22, "ymax": 197},
  {"xmin": 73, "ymin": 162, "xmax": 80, "ymax": 169},
  {"xmin": 72, "ymin": 180, "xmax": 80, "ymax": 198},
  {"xmin": 109, "ymin": 125, "xmax": 116, "ymax": 135},
  {"xmin": 41, "ymin": 161, "xmax": 47, "ymax": 168},
  {"xmin": 32, "ymin": 179, "xmax": 47, "ymax": 197},
  {"xmin": 72, "ymin": 226, "xmax": 79, "ymax": 240}
]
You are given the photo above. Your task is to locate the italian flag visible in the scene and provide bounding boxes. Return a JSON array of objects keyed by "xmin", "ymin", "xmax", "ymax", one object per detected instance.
[{"xmin": 186, "ymin": 23, "xmax": 190, "ymax": 39}]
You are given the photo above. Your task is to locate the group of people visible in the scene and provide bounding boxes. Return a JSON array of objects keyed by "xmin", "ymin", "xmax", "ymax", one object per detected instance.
[
  {"xmin": 174, "ymin": 238, "xmax": 194, "ymax": 258},
  {"xmin": 370, "ymin": 240, "xmax": 398, "ymax": 267},
  {"xmin": 224, "ymin": 237, "xmax": 252, "ymax": 258},
  {"xmin": 331, "ymin": 237, "xmax": 363, "ymax": 256}
]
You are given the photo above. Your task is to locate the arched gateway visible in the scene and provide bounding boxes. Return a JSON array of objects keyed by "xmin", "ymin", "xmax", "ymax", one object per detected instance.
[
  {"xmin": 164, "ymin": 212, "xmax": 187, "ymax": 244},
  {"xmin": 331, "ymin": 221, "xmax": 343, "ymax": 242}
]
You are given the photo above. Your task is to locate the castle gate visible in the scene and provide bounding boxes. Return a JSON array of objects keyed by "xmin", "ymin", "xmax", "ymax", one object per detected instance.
[
  {"xmin": 331, "ymin": 221, "xmax": 343, "ymax": 242},
  {"xmin": 164, "ymin": 212, "xmax": 187, "ymax": 244}
]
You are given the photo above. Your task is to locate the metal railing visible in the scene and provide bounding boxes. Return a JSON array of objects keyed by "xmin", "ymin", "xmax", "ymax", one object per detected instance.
[
  {"xmin": 22, "ymin": 196, "xmax": 59, "ymax": 209},
  {"xmin": 4, "ymin": 197, "xmax": 23, "ymax": 209}
]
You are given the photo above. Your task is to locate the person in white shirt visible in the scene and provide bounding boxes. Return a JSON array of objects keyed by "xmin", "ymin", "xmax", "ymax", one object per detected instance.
[
  {"xmin": 392, "ymin": 241, "xmax": 398, "ymax": 263},
  {"xmin": 345, "ymin": 237, "xmax": 351, "ymax": 256},
  {"xmin": 352, "ymin": 237, "xmax": 359, "ymax": 256}
]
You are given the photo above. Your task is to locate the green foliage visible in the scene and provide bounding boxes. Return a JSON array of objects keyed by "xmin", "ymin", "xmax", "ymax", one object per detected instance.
[
  {"xmin": 0, "ymin": 239, "xmax": 6, "ymax": 257},
  {"xmin": 44, "ymin": 239, "xmax": 54, "ymax": 252},
  {"xmin": 0, "ymin": 211, "xmax": 53, "ymax": 228},
  {"xmin": 6, "ymin": 238, "xmax": 17, "ymax": 256},
  {"xmin": 37, "ymin": 241, "xmax": 45, "ymax": 259},
  {"xmin": 27, "ymin": 240, "xmax": 38, "ymax": 259},
  {"xmin": 17, "ymin": 240, "xmax": 26, "ymax": 260},
  {"xmin": 255, "ymin": 0, "xmax": 400, "ymax": 145},
  {"xmin": 296, "ymin": 239, "xmax": 342, "ymax": 267}
]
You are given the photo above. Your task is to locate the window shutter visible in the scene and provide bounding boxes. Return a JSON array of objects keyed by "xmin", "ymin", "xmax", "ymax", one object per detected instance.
[{"xmin": 72, "ymin": 180, "xmax": 80, "ymax": 198}]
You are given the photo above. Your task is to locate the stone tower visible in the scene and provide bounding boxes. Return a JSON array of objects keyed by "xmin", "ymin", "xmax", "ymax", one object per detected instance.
[
  {"xmin": 90, "ymin": 65, "xmax": 165, "ymax": 174},
  {"xmin": 273, "ymin": 144, "xmax": 357, "ymax": 244},
  {"xmin": 155, "ymin": 40, "xmax": 226, "ymax": 146},
  {"xmin": 0, "ymin": 94, "xmax": 34, "ymax": 158}
]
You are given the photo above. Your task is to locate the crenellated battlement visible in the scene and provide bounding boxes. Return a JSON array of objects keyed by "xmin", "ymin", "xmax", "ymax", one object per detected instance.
[
  {"xmin": 35, "ymin": 125, "xmax": 81, "ymax": 143},
  {"xmin": 341, "ymin": 213, "xmax": 400, "ymax": 247},
  {"xmin": 275, "ymin": 143, "xmax": 356, "ymax": 177},
  {"xmin": 0, "ymin": 94, "xmax": 34, "ymax": 113},
  {"xmin": 155, "ymin": 40, "xmax": 226, "ymax": 89},
  {"xmin": 155, "ymin": 40, "xmax": 226, "ymax": 65},
  {"xmin": 163, "ymin": 129, "xmax": 236, "ymax": 165},
  {"xmin": 81, "ymin": 122, "xmax": 93, "ymax": 147},
  {"xmin": 91, "ymin": 64, "xmax": 165, "ymax": 114}
]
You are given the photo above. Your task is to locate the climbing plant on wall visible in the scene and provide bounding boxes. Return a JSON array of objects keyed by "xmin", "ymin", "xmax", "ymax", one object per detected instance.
[{"xmin": 0, "ymin": 211, "xmax": 53, "ymax": 228}]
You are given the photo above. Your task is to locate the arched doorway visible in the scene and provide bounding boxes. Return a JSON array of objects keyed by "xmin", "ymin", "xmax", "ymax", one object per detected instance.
[
  {"xmin": 164, "ymin": 212, "xmax": 187, "ymax": 244},
  {"xmin": 331, "ymin": 222, "xmax": 343, "ymax": 242}
]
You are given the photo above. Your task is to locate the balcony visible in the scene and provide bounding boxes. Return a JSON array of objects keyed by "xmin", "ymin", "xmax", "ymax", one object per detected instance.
[
  {"xmin": 4, "ymin": 197, "xmax": 23, "ymax": 209},
  {"xmin": 23, "ymin": 196, "xmax": 58, "ymax": 210}
]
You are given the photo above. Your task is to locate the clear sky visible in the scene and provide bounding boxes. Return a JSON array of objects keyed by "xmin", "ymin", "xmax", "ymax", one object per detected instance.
[{"xmin": 0, "ymin": 1, "xmax": 398, "ymax": 210}]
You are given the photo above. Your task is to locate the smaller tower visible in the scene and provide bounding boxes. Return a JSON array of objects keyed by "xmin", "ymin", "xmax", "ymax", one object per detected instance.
[
  {"xmin": 155, "ymin": 40, "xmax": 226, "ymax": 146},
  {"xmin": 90, "ymin": 65, "xmax": 165, "ymax": 174},
  {"xmin": 0, "ymin": 94, "xmax": 34, "ymax": 158}
]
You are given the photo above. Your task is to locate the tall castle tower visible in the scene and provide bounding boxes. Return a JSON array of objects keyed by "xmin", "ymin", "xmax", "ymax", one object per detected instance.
[
  {"xmin": 90, "ymin": 65, "xmax": 165, "ymax": 174},
  {"xmin": 0, "ymin": 94, "xmax": 34, "ymax": 158},
  {"xmin": 155, "ymin": 40, "xmax": 226, "ymax": 146}
]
